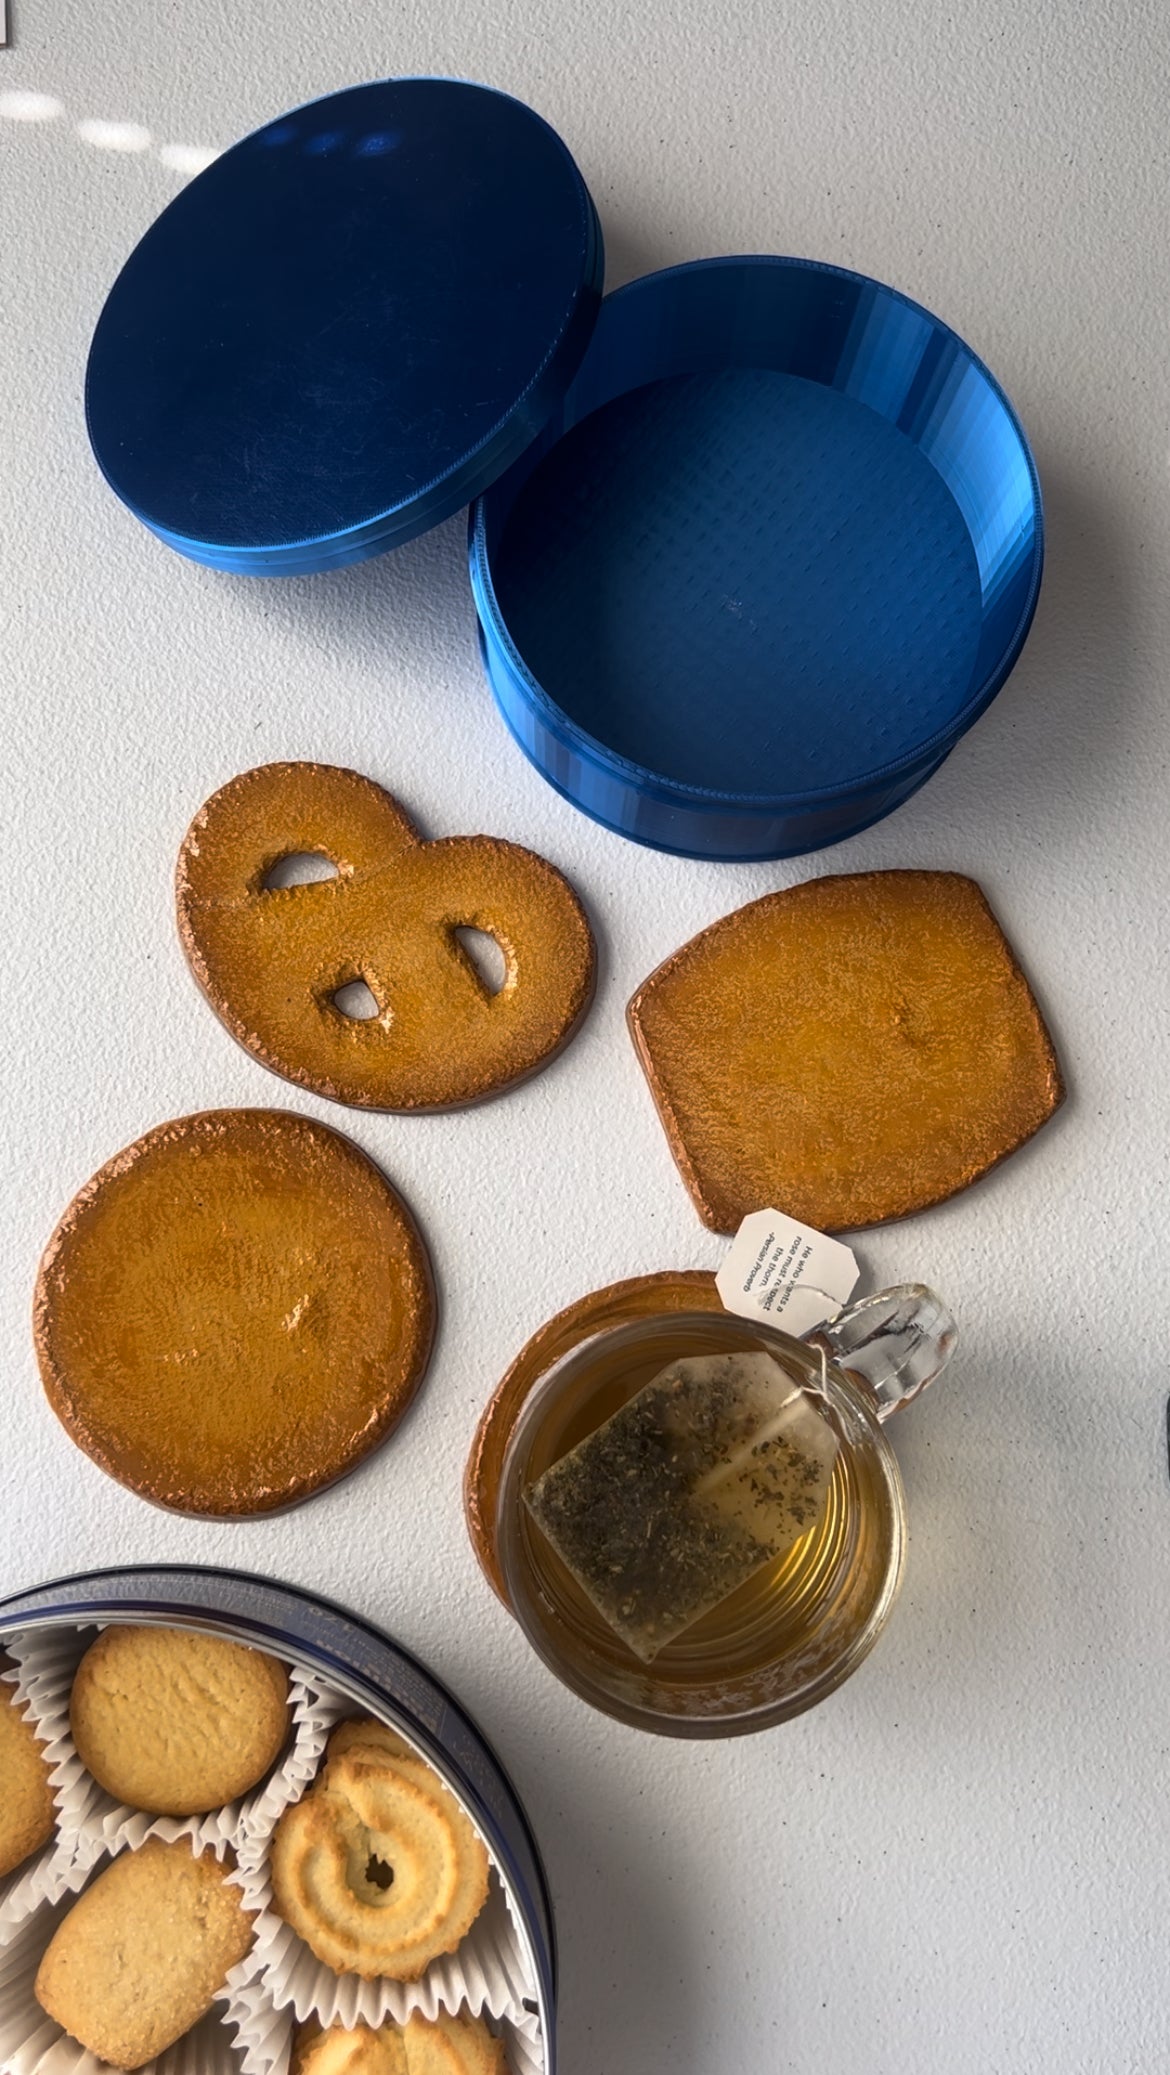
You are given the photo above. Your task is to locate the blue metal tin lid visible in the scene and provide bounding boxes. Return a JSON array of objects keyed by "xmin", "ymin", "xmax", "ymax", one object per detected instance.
[{"xmin": 85, "ymin": 80, "xmax": 603, "ymax": 575}]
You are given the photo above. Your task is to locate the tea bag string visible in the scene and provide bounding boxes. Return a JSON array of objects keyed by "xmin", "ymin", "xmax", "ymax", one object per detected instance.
[{"xmin": 786, "ymin": 1282, "xmax": 839, "ymax": 1407}]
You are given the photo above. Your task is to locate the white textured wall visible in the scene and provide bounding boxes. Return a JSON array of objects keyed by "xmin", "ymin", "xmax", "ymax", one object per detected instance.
[{"xmin": 3, "ymin": 3, "xmax": 1169, "ymax": 2069}]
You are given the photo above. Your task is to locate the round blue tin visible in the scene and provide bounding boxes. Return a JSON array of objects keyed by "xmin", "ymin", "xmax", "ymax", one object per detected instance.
[
  {"xmin": 85, "ymin": 80, "xmax": 602, "ymax": 574},
  {"xmin": 0, "ymin": 1566, "xmax": 556, "ymax": 2066},
  {"xmin": 470, "ymin": 256, "xmax": 1043, "ymax": 860}
]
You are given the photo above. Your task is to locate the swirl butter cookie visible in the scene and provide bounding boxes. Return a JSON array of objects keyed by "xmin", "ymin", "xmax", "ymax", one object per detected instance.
[
  {"xmin": 34, "ymin": 1836, "xmax": 253, "ymax": 2069},
  {"xmin": 398, "ymin": 2012, "xmax": 509, "ymax": 2075},
  {"xmin": 295, "ymin": 2021, "xmax": 407, "ymax": 2075},
  {"xmin": 271, "ymin": 1718, "xmax": 489, "ymax": 1980},
  {"xmin": 294, "ymin": 2014, "xmax": 507, "ymax": 2075},
  {"xmin": 176, "ymin": 762, "xmax": 595, "ymax": 1110},
  {"xmin": 70, "ymin": 1626, "xmax": 291, "ymax": 1815},
  {"xmin": 34, "ymin": 1110, "xmax": 435, "ymax": 1516},
  {"xmin": 0, "ymin": 1667, "xmax": 55, "ymax": 1877}
]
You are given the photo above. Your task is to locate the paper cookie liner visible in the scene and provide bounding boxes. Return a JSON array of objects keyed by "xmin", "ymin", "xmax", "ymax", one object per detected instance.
[
  {"xmin": 0, "ymin": 1830, "xmax": 253, "ymax": 2075},
  {"xmin": 230, "ymin": 1677, "xmax": 538, "ymax": 2036},
  {"xmin": 500, "ymin": 2011, "xmax": 544, "ymax": 2075},
  {"xmin": 0, "ymin": 1627, "xmax": 327, "ymax": 1872}
]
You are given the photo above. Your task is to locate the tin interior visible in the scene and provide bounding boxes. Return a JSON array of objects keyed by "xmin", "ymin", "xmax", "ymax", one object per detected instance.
[{"xmin": 472, "ymin": 255, "xmax": 1042, "ymax": 846}]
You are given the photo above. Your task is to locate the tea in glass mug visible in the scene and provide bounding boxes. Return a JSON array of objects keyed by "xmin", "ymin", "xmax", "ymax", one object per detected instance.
[{"xmin": 496, "ymin": 1287, "xmax": 956, "ymax": 1736}]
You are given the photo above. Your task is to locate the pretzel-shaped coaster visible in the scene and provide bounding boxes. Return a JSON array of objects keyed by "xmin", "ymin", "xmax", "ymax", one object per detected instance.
[{"xmin": 176, "ymin": 763, "xmax": 596, "ymax": 1111}]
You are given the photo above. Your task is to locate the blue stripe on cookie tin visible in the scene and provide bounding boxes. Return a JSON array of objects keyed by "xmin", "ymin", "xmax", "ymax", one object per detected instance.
[
  {"xmin": 469, "ymin": 255, "xmax": 1043, "ymax": 862},
  {"xmin": 0, "ymin": 1566, "xmax": 556, "ymax": 2069}
]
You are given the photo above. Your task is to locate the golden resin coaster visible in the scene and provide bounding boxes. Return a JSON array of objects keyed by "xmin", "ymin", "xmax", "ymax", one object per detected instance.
[
  {"xmin": 34, "ymin": 1109, "xmax": 436, "ymax": 1516},
  {"xmin": 176, "ymin": 762, "xmax": 596, "ymax": 1111},
  {"xmin": 464, "ymin": 1270, "xmax": 721, "ymax": 1603},
  {"xmin": 627, "ymin": 870, "xmax": 1065, "ymax": 1233}
]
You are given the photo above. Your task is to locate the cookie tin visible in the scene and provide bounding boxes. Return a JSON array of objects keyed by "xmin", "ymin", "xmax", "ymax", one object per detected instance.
[
  {"xmin": 470, "ymin": 256, "xmax": 1043, "ymax": 860},
  {"xmin": 0, "ymin": 1564, "xmax": 555, "ymax": 2073},
  {"xmin": 85, "ymin": 84, "xmax": 1042, "ymax": 859}
]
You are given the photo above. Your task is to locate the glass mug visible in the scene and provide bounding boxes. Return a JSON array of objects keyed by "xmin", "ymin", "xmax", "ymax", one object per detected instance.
[{"xmin": 495, "ymin": 1286, "xmax": 956, "ymax": 1736}]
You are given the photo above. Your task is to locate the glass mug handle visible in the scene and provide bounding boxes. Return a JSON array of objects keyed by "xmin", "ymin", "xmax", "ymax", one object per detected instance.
[{"xmin": 806, "ymin": 1283, "xmax": 957, "ymax": 1420}]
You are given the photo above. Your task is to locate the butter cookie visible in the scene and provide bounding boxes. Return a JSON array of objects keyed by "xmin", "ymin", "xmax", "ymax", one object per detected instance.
[
  {"xmin": 34, "ymin": 1109, "xmax": 435, "ymax": 1516},
  {"xmin": 0, "ymin": 1668, "xmax": 55, "ymax": 1878},
  {"xmin": 34, "ymin": 1836, "xmax": 253, "ymax": 2069},
  {"xmin": 70, "ymin": 1625, "xmax": 290, "ymax": 1814},
  {"xmin": 294, "ymin": 2011, "xmax": 506, "ymax": 2075},
  {"xmin": 271, "ymin": 1719, "xmax": 489, "ymax": 1979}
]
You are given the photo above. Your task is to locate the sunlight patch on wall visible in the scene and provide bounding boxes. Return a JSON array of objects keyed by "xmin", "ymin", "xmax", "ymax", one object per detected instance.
[
  {"xmin": 157, "ymin": 142, "xmax": 221, "ymax": 175},
  {"xmin": 1, "ymin": 86, "xmax": 218, "ymax": 177},
  {"xmin": 76, "ymin": 118, "xmax": 152, "ymax": 153},
  {"xmin": 0, "ymin": 89, "xmax": 64, "ymax": 121}
]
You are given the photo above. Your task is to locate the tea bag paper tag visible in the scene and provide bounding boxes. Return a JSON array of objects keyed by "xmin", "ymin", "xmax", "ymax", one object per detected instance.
[{"xmin": 716, "ymin": 1208, "xmax": 859, "ymax": 1338}]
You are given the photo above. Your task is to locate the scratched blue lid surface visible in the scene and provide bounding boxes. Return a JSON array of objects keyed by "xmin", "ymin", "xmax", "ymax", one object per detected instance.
[{"xmin": 85, "ymin": 80, "xmax": 603, "ymax": 574}]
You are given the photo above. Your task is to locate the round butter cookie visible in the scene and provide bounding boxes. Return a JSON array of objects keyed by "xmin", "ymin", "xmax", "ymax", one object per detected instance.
[
  {"xmin": 271, "ymin": 1722, "xmax": 489, "ymax": 1980},
  {"xmin": 34, "ymin": 1109, "xmax": 435, "ymax": 1517},
  {"xmin": 70, "ymin": 1625, "xmax": 291, "ymax": 1816},
  {"xmin": 176, "ymin": 761, "xmax": 596, "ymax": 1111},
  {"xmin": 34, "ymin": 1835, "xmax": 253, "ymax": 2070},
  {"xmin": 0, "ymin": 1667, "xmax": 55, "ymax": 1877}
]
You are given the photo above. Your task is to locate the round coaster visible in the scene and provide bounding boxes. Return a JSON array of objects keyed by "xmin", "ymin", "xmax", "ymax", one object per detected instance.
[
  {"xmin": 34, "ymin": 1110, "xmax": 436, "ymax": 1517},
  {"xmin": 463, "ymin": 1269, "xmax": 720, "ymax": 1603}
]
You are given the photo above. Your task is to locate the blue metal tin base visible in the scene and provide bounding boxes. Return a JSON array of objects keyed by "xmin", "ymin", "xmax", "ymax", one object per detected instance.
[
  {"xmin": 471, "ymin": 256, "xmax": 1043, "ymax": 861},
  {"xmin": 480, "ymin": 624, "xmax": 951, "ymax": 860}
]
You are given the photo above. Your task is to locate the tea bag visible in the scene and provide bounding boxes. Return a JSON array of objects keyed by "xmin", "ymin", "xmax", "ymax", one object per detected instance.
[{"xmin": 524, "ymin": 1350, "xmax": 839, "ymax": 1661}]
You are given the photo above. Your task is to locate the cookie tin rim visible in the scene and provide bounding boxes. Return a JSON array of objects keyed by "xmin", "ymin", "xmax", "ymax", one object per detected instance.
[
  {"xmin": 0, "ymin": 1563, "xmax": 556, "ymax": 2061},
  {"xmin": 469, "ymin": 252, "xmax": 1044, "ymax": 811},
  {"xmin": 84, "ymin": 77, "xmax": 604, "ymax": 576}
]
